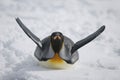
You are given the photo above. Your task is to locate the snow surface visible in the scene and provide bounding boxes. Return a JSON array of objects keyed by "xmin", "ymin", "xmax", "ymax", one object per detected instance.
[{"xmin": 0, "ymin": 0, "xmax": 120, "ymax": 80}]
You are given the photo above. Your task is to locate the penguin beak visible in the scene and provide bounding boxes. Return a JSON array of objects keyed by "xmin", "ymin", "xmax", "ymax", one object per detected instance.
[{"xmin": 54, "ymin": 36, "xmax": 61, "ymax": 40}]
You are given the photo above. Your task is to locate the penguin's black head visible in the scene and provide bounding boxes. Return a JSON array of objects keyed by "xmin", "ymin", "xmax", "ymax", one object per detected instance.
[{"xmin": 50, "ymin": 32, "xmax": 64, "ymax": 53}]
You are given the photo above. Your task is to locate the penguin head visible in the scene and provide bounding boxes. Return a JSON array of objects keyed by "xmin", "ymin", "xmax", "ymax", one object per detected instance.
[{"xmin": 50, "ymin": 32, "xmax": 64, "ymax": 53}]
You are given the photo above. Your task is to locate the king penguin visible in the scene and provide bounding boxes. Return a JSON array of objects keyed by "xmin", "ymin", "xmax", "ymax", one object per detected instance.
[{"xmin": 16, "ymin": 18, "xmax": 105, "ymax": 69}]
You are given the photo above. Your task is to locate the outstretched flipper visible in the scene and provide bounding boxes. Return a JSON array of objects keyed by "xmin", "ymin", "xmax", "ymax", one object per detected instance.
[
  {"xmin": 71, "ymin": 25, "xmax": 105, "ymax": 53},
  {"xmin": 16, "ymin": 18, "xmax": 42, "ymax": 48}
]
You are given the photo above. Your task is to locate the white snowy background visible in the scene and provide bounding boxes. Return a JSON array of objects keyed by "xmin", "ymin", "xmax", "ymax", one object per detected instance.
[{"xmin": 0, "ymin": 0, "xmax": 120, "ymax": 80}]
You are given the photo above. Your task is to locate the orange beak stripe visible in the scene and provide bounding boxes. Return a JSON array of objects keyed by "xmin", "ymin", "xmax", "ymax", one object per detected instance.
[{"xmin": 54, "ymin": 36, "xmax": 61, "ymax": 40}]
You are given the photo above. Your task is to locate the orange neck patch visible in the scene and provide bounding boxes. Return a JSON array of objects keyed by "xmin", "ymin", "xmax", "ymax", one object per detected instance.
[{"xmin": 49, "ymin": 53, "xmax": 64, "ymax": 64}]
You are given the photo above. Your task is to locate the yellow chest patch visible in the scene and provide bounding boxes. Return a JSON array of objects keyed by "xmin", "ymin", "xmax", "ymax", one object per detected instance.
[
  {"xmin": 40, "ymin": 53, "xmax": 72, "ymax": 69},
  {"xmin": 48, "ymin": 53, "xmax": 64, "ymax": 64}
]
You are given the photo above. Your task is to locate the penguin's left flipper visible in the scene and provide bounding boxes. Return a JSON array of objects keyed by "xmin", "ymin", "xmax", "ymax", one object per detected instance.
[
  {"xmin": 71, "ymin": 25, "xmax": 105, "ymax": 53},
  {"xmin": 16, "ymin": 17, "xmax": 42, "ymax": 48}
]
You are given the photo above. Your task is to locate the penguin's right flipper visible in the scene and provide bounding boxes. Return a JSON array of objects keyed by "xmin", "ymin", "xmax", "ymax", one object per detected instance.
[
  {"xmin": 16, "ymin": 17, "xmax": 42, "ymax": 48},
  {"xmin": 71, "ymin": 25, "xmax": 105, "ymax": 53}
]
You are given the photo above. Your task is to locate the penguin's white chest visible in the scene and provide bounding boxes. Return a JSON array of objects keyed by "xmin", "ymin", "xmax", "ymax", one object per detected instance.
[{"xmin": 40, "ymin": 53, "xmax": 72, "ymax": 69}]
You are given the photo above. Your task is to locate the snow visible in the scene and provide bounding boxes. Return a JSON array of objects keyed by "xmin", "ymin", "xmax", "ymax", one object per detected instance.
[{"xmin": 0, "ymin": 0, "xmax": 120, "ymax": 80}]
